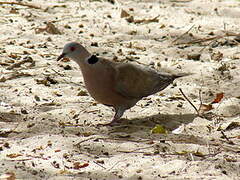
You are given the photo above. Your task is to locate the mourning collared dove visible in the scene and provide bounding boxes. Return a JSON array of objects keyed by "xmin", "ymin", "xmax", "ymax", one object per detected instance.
[{"xmin": 57, "ymin": 42, "xmax": 190, "ymax": 125}]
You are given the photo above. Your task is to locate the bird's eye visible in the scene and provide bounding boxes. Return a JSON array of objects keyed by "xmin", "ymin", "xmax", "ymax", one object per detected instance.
[{"xmin": 70, "ymin": 46, "xmax": 76, "ymax": 51}]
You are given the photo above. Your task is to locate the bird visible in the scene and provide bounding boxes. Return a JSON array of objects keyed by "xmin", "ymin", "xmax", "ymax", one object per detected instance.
[{"xmin": 57, "ymin": 42, "xmax": 190, "ymax": 125}]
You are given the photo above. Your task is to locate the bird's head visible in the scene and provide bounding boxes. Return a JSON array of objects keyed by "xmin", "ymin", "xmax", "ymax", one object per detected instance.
[{"xmin": 57, "ymin": 42, "xmax": 91, "ymax": 63}]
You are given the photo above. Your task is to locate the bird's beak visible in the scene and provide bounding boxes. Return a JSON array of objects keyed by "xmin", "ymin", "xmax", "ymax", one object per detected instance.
[{"xmin": 57, "ymin": 53, "xmax": 66, "ymax": 61}]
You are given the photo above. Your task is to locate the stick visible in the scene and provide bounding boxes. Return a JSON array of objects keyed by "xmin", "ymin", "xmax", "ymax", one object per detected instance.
[
  {"xmin": 176, "ymin": 31, "xmax": 240, "ymax": 45},
  {"xmin": 0, "ymin": 1, "xmax": 41, "ymax": 9},
  {"xmin": 93, "ymin": 161, "xmax": 107, "ymax": 169},
  {"xmin": 108, "ymin": 161, "xmax": 121, "ymax": 171},
  {"xmin": 117, "ymin": 146, "xmax": 154, "ymax": 153},
  {"xmin": 221, "ymin": 131, "xmax": 234, "ymax": 145},
  {"xmin": 179, "ymin": 88, "xmax": 199, "ymax": 115},
  {"xmin": 172, "ymin": 24, "xmax": 195, "ymax": 44}
]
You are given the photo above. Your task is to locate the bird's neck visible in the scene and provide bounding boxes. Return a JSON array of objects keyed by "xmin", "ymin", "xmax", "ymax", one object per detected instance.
[
  {"xmin": 72, "ymin": 51, "xmax": 91, "ymax": 66},
  {"xmin": 76, "ymin": 54, "xmax": 96, "ymax": 72}
]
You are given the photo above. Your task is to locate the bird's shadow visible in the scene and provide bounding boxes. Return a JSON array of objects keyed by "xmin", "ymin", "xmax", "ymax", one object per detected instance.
[{"xmin": 105, "ymin": 113, "xmax": 196, "ymax": 135}]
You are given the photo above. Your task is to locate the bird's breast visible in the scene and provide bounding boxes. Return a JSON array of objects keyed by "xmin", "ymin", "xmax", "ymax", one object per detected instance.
[{"xmin": 80, "ymin": 63, "xmax": 127, "ymax": 106}]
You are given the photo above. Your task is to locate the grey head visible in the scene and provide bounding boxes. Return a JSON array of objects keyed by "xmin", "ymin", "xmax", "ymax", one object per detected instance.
[{"xmin": 57, "ymin": 42, "xmax": 91, "ymax": 63}]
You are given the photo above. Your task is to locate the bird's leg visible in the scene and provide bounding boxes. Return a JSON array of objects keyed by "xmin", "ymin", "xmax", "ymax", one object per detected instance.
[{"xmin": 103, "ymin": 107, "xmax": 125, "ymax": 126}]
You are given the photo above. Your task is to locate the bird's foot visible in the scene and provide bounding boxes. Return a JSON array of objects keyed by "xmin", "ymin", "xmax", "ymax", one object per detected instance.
[{"xmin": 98, "ymin": 118, "xmax": 122, "ymax": 126}]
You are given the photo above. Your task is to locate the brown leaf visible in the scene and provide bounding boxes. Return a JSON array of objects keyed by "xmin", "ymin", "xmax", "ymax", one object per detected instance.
[
  {"xmin": 8, "ymin": 53, "xmax": 20, "ymax": 60},
  {"xmin": 6, "ymin": 153, "xmax": 23, "ymax": 158},
  {"xmin": 211, "ymin": 51, "xmax": 223, "ymax": 61},
  {"xmin": 121, "ymin": 9, "xmax": 130, "ymax": 18},
  {"xmin": 51, "ymin": 161, "xmax": 60, "ymax": 169},
  {"xmin": 9, "ymin": 8, "xmax": 19, "ymax": 14},
  {"xmin": 211, "ymin": 92, "xmax": 224, "ymax": 104},
  {"xmin": 73, "ymin": 162, "xmax": 89, "ymax": 169},
  {"xmin": 35, "ymin": 22, "xmax": 61, "ymax": 34},
  {"xmin": 0, "ymin": 172, "xmax": 16, "ymax": 180},
  {"xmin": 198, "ymin": 104, "xmax": 213, "ymax": 114},
  {"xmin": 133, "ymin": 15, "xmax": 159, "ymax": 24}
]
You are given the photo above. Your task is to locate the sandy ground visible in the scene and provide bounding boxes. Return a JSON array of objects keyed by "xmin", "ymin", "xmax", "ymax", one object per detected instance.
[{"xmin": 0, "ymin": 0, "xmax": 240, "ymax": 179}]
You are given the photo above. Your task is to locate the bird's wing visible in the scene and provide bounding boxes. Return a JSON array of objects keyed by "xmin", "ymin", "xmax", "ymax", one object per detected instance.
[{"xmin": 113, "ymin": 63, "xmax": 176, "ymax": 99}]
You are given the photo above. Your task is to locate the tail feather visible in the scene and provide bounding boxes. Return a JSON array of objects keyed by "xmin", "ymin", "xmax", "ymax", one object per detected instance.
[{"xmin": 172, "ymin": 72, "xmax": 193, "ymax": 79}]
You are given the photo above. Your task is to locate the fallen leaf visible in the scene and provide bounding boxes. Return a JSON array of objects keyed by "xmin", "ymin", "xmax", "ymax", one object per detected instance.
[
  {"xmin": 59, "ymin": 169, "xmax": 71, "ymax": 174},
  {"xmin": 193, "ymin": 151, "xmax": 205, "ymax": 157},
  {"xmin": 121, "ymin": 9, "xmax": 130, "ymax": 18},
  {"xmin": 211, "ymin": 92, "xmax": 224, "ymax": 104},
  {"xmin": 172, "ymin": 124, "xmax": 185, "ymax": 134},
  {"xmin": 73, "ymin": 162, "xmax": 89, "ymax": 169},
  {"xmin": 219, "ymin": 121, "xmax": 240, "ymax": 131},
  {"xmin": 187, "ymin": 53, "xmax": 201, "ymax": 61},
  {"xmin": 35, "ymin": 22, "xmax": 61, "ymax": 34},
  {"xmin": 9, "ymin": 8, "xmax": 18, "ymax": 14},
  {"xmin": 6, "ymin": 153, "xmax": 23, "ymax": 158},
  {"xmin": 134, "ymin": 15, "xmax": 159, "ymax": 24},
  {"xmin": 77, "ymin": 90, "xmax": 88, "ymax": 96},
  {"xmin": 198, "ymin": 104, "xmax": 213, "ymax": 114},
  {"xmin": 0, "ymin": 172, "xmax": 16, "ymax": 180},
  {"xmin": 51, "ymin": 161, "xmax": 60, "ymax": 169},
  {"xmin": 151, "ymin": 124, "xmax": 167, "ymax": 134},
  {"xmin": 8, "ymin": 53, "xmax": 20, "ymax": 59},
  {"xmin": 211, "ymin": 51, "xmax": 223, "ymax": 61}
]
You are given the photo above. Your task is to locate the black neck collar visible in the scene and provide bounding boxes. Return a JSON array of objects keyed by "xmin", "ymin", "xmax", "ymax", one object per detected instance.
[{"xmin": 87, "ymin": 55, "xmax": 99, "ymax": 64}]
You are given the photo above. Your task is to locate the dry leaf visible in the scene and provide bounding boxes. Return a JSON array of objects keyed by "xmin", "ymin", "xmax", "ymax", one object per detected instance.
[
  {"xmin": 198, "ymin": 104, "xmax": 213, "ymax": 114},
  {"xmin": 219, "ymin": 121, "xmax": 240, "ymax": 131},
  {"xmin": 0, "ymin": 172, "xmax": 16, "ymax": 180},
  {"xmin": 9, "ymin": 8, "xmax": 18, "ymax": 14},
  {"xmin": 172, "ymin": 124, "xmax": 185, "ymax": 134},
  {"xmin": 151, "ymin": 124, "xmax": 167, "ymax": 134},
  {"xmin": 6, "ymin": 153, "xmax": 23, "ymax": 158},
  {"xmin": 133, "ymin": 15, "xmax": 159, "ymax": 24},
  {"xmin": 7, "ymin": 57, "xmax": 35, "ymax": 70},
  {"xmin": 187, "ymin": 53, "xmax": 201, "ymax": 61},
  {"xmin": 121, "ymin": 9, "xmax": 130, "ymax": 18},
  {"xmin": 73, "ymin": 162, "xmax": 89, "ymax": 169},
  {"xmin": 51, "ymin": 161, "xmax": 60, "ymax": 169},
  {"xmin": 8, "ymin": 53, "xmax": 20, "ymax": 59},
  {"xmin": 77, "ymin": 90, "xmax": 88, "ymax": 96},
  {"xmin": 59, "ymin": 169, "xmax": 71, "ymax": 174},
  {"xmin": 35, "ymin": 22, "xmax": 61, "ymax": 34},
  {"xmin": 211, "ymin": 51, "xmax": 223, "ymax": 61},
  {"xmin": 211, "ymin": 92, "xmax": 224, "ymax": 104}
]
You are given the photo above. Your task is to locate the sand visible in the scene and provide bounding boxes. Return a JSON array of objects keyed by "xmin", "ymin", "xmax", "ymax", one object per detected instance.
[{"xmin": 0, "ymin": 0, "xmax": 240, "ymax": 179}]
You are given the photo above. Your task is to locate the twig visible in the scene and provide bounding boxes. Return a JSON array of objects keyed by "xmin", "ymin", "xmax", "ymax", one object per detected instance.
[
  {"xmin": 108, "ymin": 161, "xmax": 122, "ymax": 171},
  {"xmin": 74, "ymin": 137, "xmax": 97, "ymax": 146},
  {"xmin": 93, "ymin": 161, "xmax": 107, "ymax": 169},
  {"xmin": 117, "ymin": 145, "xmax": 154, "ymax": 153},
  {"xmin": 189, "ymin": 153, "xmax": 194, "ymax": 161},
  {"xmin": 198, "ymin": 89, "xmax": 203, "ymax": 112},
  {"xmin": 221, "ymin": 131, "xmax": 234, "ymax": 145},
  {"xmin": 198, "ymin": 73, "xmax": 204, "ymax": 111},
  {"xmin": 172, "ymin": 24, "xmax": 195, "ymax": 44},
  {"xmin": 199, "ymin": 39, "xmax": 216, "ymax": 53},
  {"xmin": 0, "ymin": 1, "xmax": 41, "ymax": 9},
  {"xmin": 51, "ymin": 68, "xmax": 65, "ymax": 77},
  {"xmin": 7, "ymin": 58, "xmax": 35, "ymax": 70},
  {"xmin": 175, "ymin": 31, "xmax": 240, "ymax": 45},
  {"xmin": 170, "ymin": 0, "xmax": 193, "ymax": 2},
  {"xmin": 179, "ymin": 88, "xmax": 199, "ymax": 115},
  {"xmin": 134, "ymin": 15, "xmax": 160, "ymax": 24}
]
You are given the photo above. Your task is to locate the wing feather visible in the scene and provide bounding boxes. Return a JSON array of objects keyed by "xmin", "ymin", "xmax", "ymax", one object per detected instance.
[{"xmin": 114, "ymin": 63, "xmax": 175, "ymax": 99}]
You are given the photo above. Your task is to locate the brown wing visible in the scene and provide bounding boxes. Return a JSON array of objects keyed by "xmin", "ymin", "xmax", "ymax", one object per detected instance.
[{"xmin": 114, "ymin": 63, "xmax": 176, "ymax": 99}]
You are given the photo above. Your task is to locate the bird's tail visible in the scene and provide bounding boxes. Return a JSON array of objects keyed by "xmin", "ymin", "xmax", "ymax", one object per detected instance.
[{"xmin": 173, "ymin": 72, "xmax": 193, "ymax": 79}]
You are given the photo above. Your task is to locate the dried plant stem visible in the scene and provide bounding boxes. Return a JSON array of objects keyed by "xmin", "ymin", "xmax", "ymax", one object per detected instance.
[
  {"xmin": 0, "ymin": 1, "xmax": 41, "ymax": 9},
  {"xmin": 179, "ymin": 88, "xmax": 199, "ymax": 115}
]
